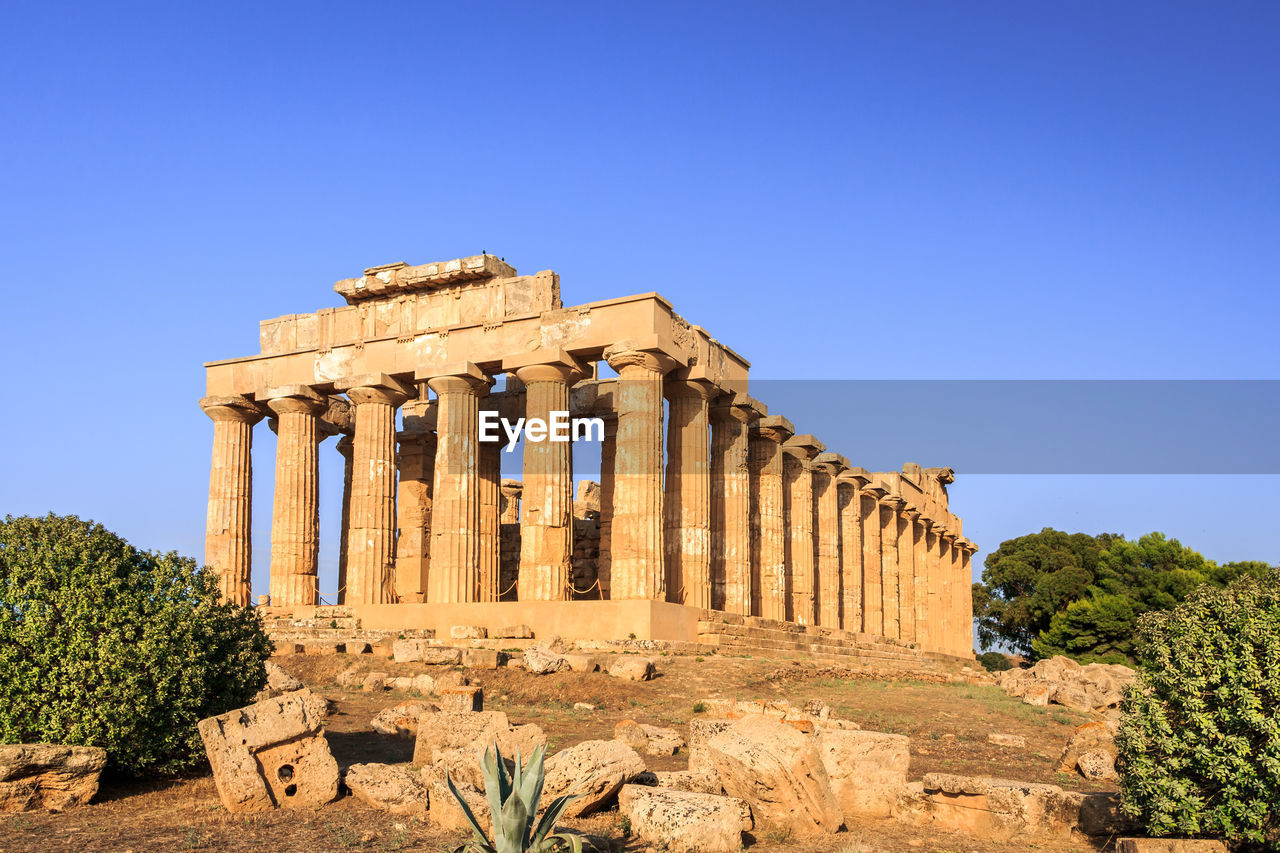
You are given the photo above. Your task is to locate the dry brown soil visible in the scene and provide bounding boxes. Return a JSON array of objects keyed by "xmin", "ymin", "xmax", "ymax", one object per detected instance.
[{"xmin": 0, "ymin": 651, "xmax": 1116, "ymax": 853}]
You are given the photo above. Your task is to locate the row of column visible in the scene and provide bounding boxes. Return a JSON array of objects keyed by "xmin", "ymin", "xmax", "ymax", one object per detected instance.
[{"xmin": 201, "ymin": 346, "xmax": 976, "ymax": 656}]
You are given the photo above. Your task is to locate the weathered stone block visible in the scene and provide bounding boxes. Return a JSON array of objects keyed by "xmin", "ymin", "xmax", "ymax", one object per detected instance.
[
  {"xmin": 344, "ymin": 763, "xmax": 428, "ymax": 814},
  {"xmin": 608, "ymin": 656, "xmax": 656, "ymax": 681},
  {"xmin": 0, "ymin": 744, "xmax": 107, "ymax": 813},
  {"xmin": 371, "ymin": 700, "xmax": 437, "ymax": 738},
  {"xmin": 707, "ymin": 716, "xmax": 842, "ymax": 837},
  {"xmin": 412, "ymin": 711, "xmax": 511, "ymax": 766},
  {"xmin": 1116, "ymin": 841, "xmax": 1229, "ymax": 853},
  {"xmin": 197, "ymin": 691, "xmax": 340, "ymax": 812},
  {"xmin": 462, "ymin": 649, "xmax": 501, "ymax": 670},
  {"xmin": 420, "ymin": 646, "xmax": 464, "ymax": 666},
  {"xmin": 440, "ymin": 686, "xmax": 483, "ymax": 712},
  {"xmin": 524, "ymin": 646, "xmax": 569, "ymax": 674},
  {"xmin": 450, "ymin": 625, "xmax": 488, "ymax": 640},
  {"xmin": 492, "ymin": 624, "xmax": 533, "ymax": 639},
  {"xmin": 618, "ymin": 785, "xmax": 751, "ymax": 853},
  {"xmin": 817, "ymin": 727, "xmax": 909, "ymax": 819},
  {"xmin": 563, "ymin": 653, "xmax": 600, "ymax": 672},
  {"xmin": 543, "ymin": 739, "xmax": 646, "ymax": 818}
]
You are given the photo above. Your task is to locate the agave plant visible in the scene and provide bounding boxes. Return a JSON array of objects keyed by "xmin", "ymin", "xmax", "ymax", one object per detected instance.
[{"xmin": 446, "ymin": 741, "xmax": 587, "ymax": 853}]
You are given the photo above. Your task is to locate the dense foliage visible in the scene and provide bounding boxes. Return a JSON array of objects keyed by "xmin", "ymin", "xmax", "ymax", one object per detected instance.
[
  {"xmin": 0, "ymin": 514, "xmax": 272, "ymax": 774},
  {"xmin": 1116, "ymin": 570, "xmax": 1280, "ymax": 846},
  {"xmin": 976, "ymin": 651, "xmax": 1014, "ymax": 672},
  {"xmin": 974, "ymin": 527, "xmax": 1270, "ymax": 663}
]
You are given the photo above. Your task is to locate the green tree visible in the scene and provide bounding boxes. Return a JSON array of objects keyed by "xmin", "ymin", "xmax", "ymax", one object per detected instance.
[
  {"xmin": 974, "ymin": 528, "xmax": 1117, "ymax": 655},
  {"xmin": 1117, "ymin": 569, "xmax": 1280, "ymax": 845},
  {"xmin": 0, "ymin": 514, "xmax": 272, "ymax": 774}
]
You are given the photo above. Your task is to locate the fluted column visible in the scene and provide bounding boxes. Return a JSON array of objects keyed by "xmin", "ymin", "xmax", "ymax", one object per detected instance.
[
  {"xmin": 711, "ymin": 395, "xmax": 760, "ymax": 615},
  {"xmin": 603, "ymin": 344, "xmax": 680, "ymax": 600},
  {"xmin": 914, "ymin": 516, "xmax": 932, "ymax": 651},
  {"xmin": 860, "ymin": 486, "xmax": 887, "ymax": 634},
  {"xmin": 478, "ymin": 426, "xmax": 504, "ymax": 602},
  {"xmin": 782, "ymin": 435, "xmax": 824, "ymax": 625},
  {"xmin": 956, "ymin": 539, "xmax": 974, "ymax": 656},
  {"xmin": 748, "ymin": 416, "xmax": 793, "ymax": 620},
  {"xmin": 879, "ymin": 495, "xmax": 905, "ymax": 639},
  {"xmin": 266, "ymin": 385, "xmax": 328, "ymax": 607},
  {"xmin": 938, "ymin": 531, "xmax": 955, "ymax": 653},
  {"xmin": 395, "ymin": 399, "xmax": 436, "ymax": 603},
  {"xmin": 200, "ymin": 395, "xmax": 262, "ymax": 606},
  {"xmin": 898, "ymin": 508, "xmax": 918, "ymax": 643},
  {"xmin": 923, "ymin": 523, "xmax": 942, "ymax": 652},
  {"xmin": 425, "ymin": 364, "xmax": 492, "ymax": 603},
  {"xmin": 499, "ymin": 479, "xmax": 523, "ymax": 523},
  {"xmin": 836, "ymin": 468, "xmax": 870, "ymax": 632},
  {"xmin": 510, "ymin": 354, "xmax": 584, "ymax": 602},
  {"xmin": 336, "ymin": 435, "xmax": 354, "ymax": 604},
  {"xmin": 812, "ymin": 452, "xmax": 848, "ymax": 628},
  {"xmin": 336, "ymin": 374, "xmax": 411, "ymax": 605},
  {"xmin": 597, "ymin": 409, "xmax": 617, "ymax": 598},
  {"xmin": 664, "ymin": 379, "xmax": 714, "ymax": 607}
]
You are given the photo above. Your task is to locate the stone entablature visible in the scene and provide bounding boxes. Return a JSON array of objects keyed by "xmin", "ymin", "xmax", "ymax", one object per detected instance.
[{"xmin": 200, "ymin": 253, "xmax": 977, "ymax": 657}]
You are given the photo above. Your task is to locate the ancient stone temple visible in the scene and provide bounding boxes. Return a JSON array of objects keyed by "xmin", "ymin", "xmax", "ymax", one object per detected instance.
[{"xmin": 201, "ymin": 254, "xmax": 977, "ymax": 658}]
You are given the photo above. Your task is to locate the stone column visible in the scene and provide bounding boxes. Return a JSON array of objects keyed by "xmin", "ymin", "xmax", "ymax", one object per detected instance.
[
  {"xmin": 424, "ymin": 364, "xmax": 492, "ymax": 603},
  {"xmin": 938, "ymin": 531, "xmax": 955, "ymax": 654},
  {"xmin": 898, "ymin": 508, "xmax": 918, "ymax": 643},
  {"xmin": 956, "ymin": 539, "xmax": 975, "ymax": 656},
  {"xmin": 335, "ymin": 434, "xmax": 354, "ymax": 604},
  {"xmin": 499, "ymin": 479, "xmax": 523, "ymax": 523},
  {"xmin": 923, "ymin": 522, "xmax": 942, "ymax": 653},
  {"xmin": 836, "ymin": 468, "xmax": 871, "ymax": 633},
  {"xmin": 879, "ymin": 495, "xmax": 905, "ymax": 639},
  {"xmin": 914, "ymin": 516, "xmax": 932, "ymax": 651},
  {"xmin": 265, "ymin": 385, "xmax": 328, "ymax": 608},
  {"xmin": 748, "ymin": 416, "xmax": 793, "ymax": 621},
  {"xmin": 602, "ymin": 344, "xmax": 679, "ymax": 601},
  {"xmin": 200, "ymin": 395, "xmax": 262, "ymax": 607},
  {"xmin": 395, "ymin": 399, "xmax": 436, "ymax": 604},
  {"xmin": 335, "ymin": 374, "xmax": 411, "ymax": 605},
  {"xmin": 711, "ymin": 395, "xmax": 761, "ymax": 615},
  {"xmin": 663, "ymin": 379, "xmax": 714, "ymax": 608},
  {"xmin": 812, "ymin": 452, "xmax": 848, "ymax": 628},
  {"xmin": 597, "ymin": 408, "xmax": 618, "ymax": 598},
  {"xmin": 509, "ymin": 353, "xmax": 585, "ymax": 602},
  {"xmin": 782, "ymin": 435, "xmax": 824, "ymax": 625},
  {"xmin": 478, "ymin": 429, "xmax": 503, "ymax": 602},
  {"xmin": 859, "ymin": 486, "xmax": 887, "ymax": 634}
]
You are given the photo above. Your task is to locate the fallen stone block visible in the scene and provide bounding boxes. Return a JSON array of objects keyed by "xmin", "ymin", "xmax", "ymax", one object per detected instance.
[
  {"xmin": 918, "ymin": 773, "xmax": 1083, "ymax": 841},
  {"xmin": 260, "ymin": 661, "xmax": 304, "ymax": 695},
  {"xmin": 687, "ymin": 719, "xmax": 734, "ymax": 779},
  {"xmin": 371, "ymin": 700, "xmax": 437, "ymax": 738},
  {"xmin": 564, "ymin": 654, "xmax": 600, "ymax": 673},
  {"xmin": 615, "ymin": 721, "xmax": 685, "ymax": 756},
  {"xmin": 652, "ymin": 769, "xmax": 723, "ymax": 795},
  {"xmin": 0, "ymin": 744, "xmax": 107, "ymax": 813},
  {"xmin": 1058, "ymin": 720, "xmax": 1119, "ymax": 782},
  {"xmin": 987, "ymin": 732, "xmax": 1027, "ymax": 748},
  {"xmin": 392, "ymin": 639, "xmax": 424, "ymax": 663},
  {"xmin": 817, "ymin": 727, "xmax": 909, "ymax": 819},
  {"xmin": 420, "ymin": 766, "xmax": 491, "ymax": 834},
  {"xmin": 524, "ymin": 646, "xmax": 569, "ymax": 674},
  {"xmin": 410, "ymin": 673, "xmax": 436, "ymax": 695},
  {"xmin": 344, "ymin": 763, "xmax": 428, "ymax": 815},
  {"xmin": 362, "ymin": 672, "xmax": 389, "ymax": 692},
  {"xmin": 440, "ymin": 686, "xmax": 483, "ymax": 712},
  {"xmin": 197, "ymin": 690, "xmax": 339, "ymax": 812},
  {"xmin": 420, "ymin": 646, "xmax": 464, "ymax": 666},
  {"xmin": 412, "ymin": 710, "xmax": 510, "ymax": 766},
  {"xmin": 336, "ymin": 664, "xmax": 363, "ymax": 688},
  {"xmin": 492, "ymin": 624, "xmax": 533, "ymax": 639},
  {"xmin": 450, "ymin": 625, "xmax": 488, "ymax": 640},
  {"xmin": 543, "ymin": 739, "xmax": 647, "ymax": 818},
  {"xmin": 1075, "ymin": 791, "xmax": 1142, "ymax": 837},
  {"xmin": 618, "ymin": 785, "xmax": 751, "ymax": 853},
  {"xmin": 608, "ymin": 656, "xmax": 656, "ymax": 681},
  {"xmin": 707, "ymin": 716, "xmax": 842, "ymax": 837},
  {"xmin": 389, "ymin": 676, "xmax": 413, "ymax": 692},
  {"xmin": 462, "ymin": 649, "xmax": 501, "ymax": 670},
  {"xmin": 1116, "ymin": 841, "xmax": 1229, "ymax": 853}
]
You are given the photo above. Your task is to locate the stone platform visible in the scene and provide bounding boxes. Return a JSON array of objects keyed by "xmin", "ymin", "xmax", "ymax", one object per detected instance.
[{"xmin": 260, "ymin": 604, "xmax": 973, "ymax": 674}]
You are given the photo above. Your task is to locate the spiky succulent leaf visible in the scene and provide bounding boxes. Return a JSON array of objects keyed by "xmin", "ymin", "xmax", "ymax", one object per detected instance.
[
  {"xmin": 495, "ymin": 788, "xmax": 532, "ymax": 853},
  {"xmin": 530, "ymin": 792, "xmax": 578, "ymax": 848},
  {"xmin": 518, "ymin": 743, "xmax": 548, "ymax": 820},
  {"xmin": 445, "ymin": 770, "xmax": 491, "ymax": 846},
  {"xmin": 482, "ymin": 742, "xmax": 512, "ymax": 835}
]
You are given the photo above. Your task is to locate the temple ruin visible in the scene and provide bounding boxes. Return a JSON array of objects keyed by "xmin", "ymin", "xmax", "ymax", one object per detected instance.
[{"xmin": 201, "ymin": 254, "xmax": 977, "ymax": 658}]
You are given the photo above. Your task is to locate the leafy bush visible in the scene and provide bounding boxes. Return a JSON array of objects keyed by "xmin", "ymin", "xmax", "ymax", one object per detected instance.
[
  {"xmin": 1116, "ymin": 569, "xmax": 1280, "ymax": 846},
  {"xmin": 976, "ymin": 651, "xmax": 1013, "ymax": 672},
  {"xmin": 0, "ymin": 514, "xmax": 272, "ymax": 774}
]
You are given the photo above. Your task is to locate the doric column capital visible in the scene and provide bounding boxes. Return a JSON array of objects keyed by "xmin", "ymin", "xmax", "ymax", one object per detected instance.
[
  {"xmin": 602, "ymin": 341, "xmax": 682, "ymax": 376},
  {"xmin": 782, "ymin": 433, "xmax": 825, "ymax": 463},
  {"xmin": 504, "ymin": 348, "xmax": 588, "ymax": 386},
  {"xmin": 863, "ymin": 485, "xmax": 888, "ymax": 501},
  {"xmin": 263, "ymin": 384, "xmax": 329, "ymax": 417},
  {"xmin": 903, "ymin": 508, "xmax": 922, "ymax": 522},
  {"xmin": 918, "ymin": 516, "xmax": 934, "ymax": 533},
  {"xmin": 837, "ymin": 465, "xmax": 872, "ymax": 488},
  {"xmin": 500, "ymin": 478, "xmax": 524, "ymax": 501},
  {"xmin": 336, "ymin": 373, "xmax": 413, "ymax": 407},
  {"xmin": 200, "ymin": 395, "xmax": 264, "ymax": 425},
  {"xmin": 813, "ymin": 451, "xmax": 850, "ymax": 477},
  {"xmin": 751, "ymin": 415, "xmax": 795, "ymax": 445},
  {"xmin": 664, "ymin": 377, "xmax": 718, "ymax": 402},
  {"xmin": 880, "ymin": 495, "xmax": 906, "ymax": 511},
  {"xmin": 424, "ymin": 362, "xmax": 493, "ymax": 396},
  {"xmin": 711, "ymin": 392, "xmax": 766, "ymax": 425}
]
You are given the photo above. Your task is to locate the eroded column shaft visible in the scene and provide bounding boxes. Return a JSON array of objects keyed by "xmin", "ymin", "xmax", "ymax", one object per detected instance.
[
  {"xmin": 711, "ymin": 407, "xmax": 752, "ymax": 615},
  {"xmin": 837, "ymin": 481, "xmax": 863, "ymax": 632},
  {"xmin": 783, "ymin": 453, "xmax": 815, "ymax": 624},
  {"xmin": 268, "ymin": 398, "xmax": 324, "ymax": 607},
  {"xmin": 518, "ymin": 372, "xmax": 575, "ymax": 601},
  {"xmin": 201, "ymin": 396, "xmax": 260, "ymax": 607},
  {"xmin": 394, "ymin": 431, "xmax": 434, "ymax": 603},
  {"xmin": 749, "ymin": 434, "xmax": 787, "ymax": 620},
  {"xmin": 813, "ymin": 469, "xmax": 841, "ymax": 627},
  {"xmin": 664, "ymin": 384, "xmax": 712, "ymax": 608},
  {"xmin": 427, "ymin": 373, "xmax": 488, "ymax": 603}
]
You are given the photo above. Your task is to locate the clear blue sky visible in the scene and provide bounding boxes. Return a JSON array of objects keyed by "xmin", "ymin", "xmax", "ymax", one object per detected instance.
[{"xmin": 2, "ymin": 2, "xmax": 1277, "ymax": 621}]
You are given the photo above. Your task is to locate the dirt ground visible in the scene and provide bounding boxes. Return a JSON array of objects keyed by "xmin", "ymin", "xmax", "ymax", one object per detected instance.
[{"xmin": 0, "ymin": 651, "xmax": 1117, "ymax": 853}]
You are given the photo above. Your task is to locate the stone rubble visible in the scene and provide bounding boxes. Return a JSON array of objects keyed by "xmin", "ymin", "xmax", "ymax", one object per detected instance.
[
  {"xmin": 0, "ymin": 744, "xmax": 107, "ymax": 813},
  {"xmin": 996, "ymin": 656, "xmax": 1136, "ymax": 714}
]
